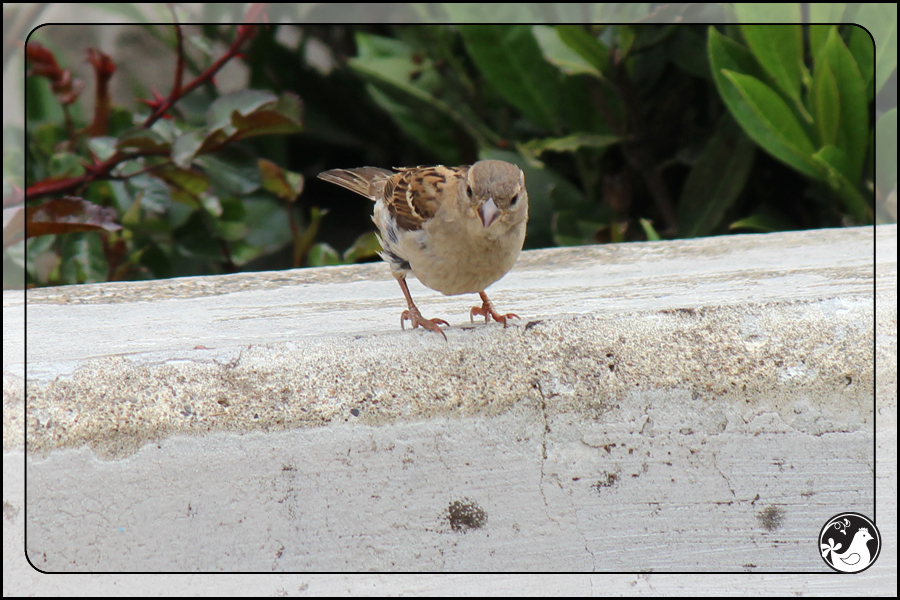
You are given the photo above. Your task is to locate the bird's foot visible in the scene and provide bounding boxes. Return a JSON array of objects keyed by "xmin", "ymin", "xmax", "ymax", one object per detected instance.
[
  {"xmin": 470, "ymin": 292, "xmax": 519, "ymax": 327},
  {"xmin": 401, "ymin": 307, "xmax": 449, "ymax": 340}
]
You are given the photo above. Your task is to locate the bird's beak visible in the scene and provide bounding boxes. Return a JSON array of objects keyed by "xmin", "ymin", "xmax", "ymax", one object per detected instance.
[{"xmin": 479, "ymin": 197, "xmax": 500, "ymax": 228}]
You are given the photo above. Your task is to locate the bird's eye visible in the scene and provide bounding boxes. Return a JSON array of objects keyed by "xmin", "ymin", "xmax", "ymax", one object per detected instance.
[
  {"xmin": 510, "ymin": 194, "xmax": 519, "ymax": 206},
  {"xmin": 466, "ymin": 185, "xmax": 474, "ymax": 197}
]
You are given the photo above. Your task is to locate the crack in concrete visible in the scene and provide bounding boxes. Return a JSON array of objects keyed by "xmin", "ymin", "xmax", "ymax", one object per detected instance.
[
  {"xmin": 533, "ymin": 381, "xmax": 597, "ymax": 570},
  {"xmin": 710, "ymin": 448, "xmax": 737, "ymax": 498},
  {"xmin": 533, "ymin": 382, "xmax": 551, "ymax": 513},
  {"xmin": 571, "ymin": 494, "xmax": 599, "ymax": 571}
]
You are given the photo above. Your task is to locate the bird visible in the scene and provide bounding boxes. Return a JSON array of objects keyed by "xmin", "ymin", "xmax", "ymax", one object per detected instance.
[
  {"xmin": 318, "ymin": 160, "xmax": 528, "ymax": 339},
  {"xmin": 822, "ymin": 527, "xmax": 875, "ymax": 572}
]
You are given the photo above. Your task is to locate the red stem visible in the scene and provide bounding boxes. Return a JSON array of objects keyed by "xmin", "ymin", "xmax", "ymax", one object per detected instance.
[
  {"xmin": 142, "ymin": 25, "xmax": 255, "ymax": 128},
  {"xmin": 27, "ymin": 23, "xmax": 256, "ymax": 201}
]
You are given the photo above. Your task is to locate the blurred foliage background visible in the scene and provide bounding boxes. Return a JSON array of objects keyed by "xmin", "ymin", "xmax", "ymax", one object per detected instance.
[{"xmin": 9, "ymin": 13, "xmax": 895, "ymax": 289}]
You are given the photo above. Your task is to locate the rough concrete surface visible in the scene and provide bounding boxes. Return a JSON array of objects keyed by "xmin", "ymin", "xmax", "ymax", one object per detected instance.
[{"xmin": 3, "ymin": 226, "xmax": 896, "ymax": 589}]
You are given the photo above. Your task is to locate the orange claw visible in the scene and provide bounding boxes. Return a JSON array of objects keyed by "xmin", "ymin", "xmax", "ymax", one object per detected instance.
[
  {"xmin": 396, "ymin": 276, "xmax": 449, "ymax": 340},
  {"xmin": 401, "ymin": 307, "xmax": 449, "ymax": 340},
  {"xmin": 470, "ymin": 291, "xmax": 519, "ymax": 327}
]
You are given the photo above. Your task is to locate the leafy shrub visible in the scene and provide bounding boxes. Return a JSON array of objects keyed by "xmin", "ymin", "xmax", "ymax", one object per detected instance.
[{"xmin": 12, "ymin": 20, "xmax": 885, "ymax": 289}]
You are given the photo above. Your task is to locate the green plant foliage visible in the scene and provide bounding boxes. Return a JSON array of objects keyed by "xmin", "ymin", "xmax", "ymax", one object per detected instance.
[
  {"xmin": 458, "ymin": 25, "xmax": 564, "ymax": 132},
  {"xmin": 876, "ymin": 109, "xmax": 897, "ymax": 210},
  {"xmin": 678, "ymin": 116, "xmax": 756, "ymax": 238},
  {"xmin": 18, "ymin": 26, "xmax": 329, "ymax": 287},
  {"xmin": 709, "ymin": 25, "xmax": 873, "ymax": 223},
  {"xmin": 14, "ymin": 21, "xmax": 884, "ymax": 291}
]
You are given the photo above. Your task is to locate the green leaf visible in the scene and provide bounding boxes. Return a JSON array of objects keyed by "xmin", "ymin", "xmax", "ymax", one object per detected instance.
[
  {"xmin": 441, "ymin": 3, "xmax": 541, "ymax": 23},
  {"xmin": 198, "ymin": 92, "xmax": 304, "ymax": 155},
  {"xmin": 59, "ymin": 232, "xmax": 107, "ymax": 284},
  {"xmin": 811, "ymin": 146, "xmax": 872, "ymax": 222},
  {"xmin": 25, "ymin": 65, "xmax": 66, "ymax": 125},
  {"xmin": 87, "ymin": 136, "xmax": 118, "ymax": 161},
  {"xmin": 853, "ymin": 3, "xmax": 897, "ymax": 95},
  {"xmin": 129, "ymin": 174, "xmax": 170, "ymax": 214},
  {"xmin": 552, "ymin": 210, "xmax": 605, "ymax": 246},
  {"xmin": 120, "ymin": 187, "xmax": 142, "ymax": 227},
  {"xmin": 520, "ymin": 133, "xmax": 619, "ymax": 158},
  {"xmin": 808, "ymin": 4, "xmax": 846, "ymax": 56},
  {"xmin": 153, "ymin": 166, "xmax": 209, "ymax": 208},
  {"xmin": 533, "ymin": 26, "xmax": 604, "ymax": 78},
  {"xmin": 733, "ymin": 3, "xmax": 801, "ymax": 24},
  {"xmin": 173, "ymin": 211, "xmax": 220, "ymax": 263},
  {"xmin": 47, "ymin": 152, "xmax": 85, "ymax": 179},
  {"xmin": 242, "ymin": 195, "xmax": 293, "ymax": 250},
  {"xmin": 678, "ymin": 116, "xmax": 756, "ymax": 238},
  {"xmin": 199, "ymin": 195, "xmax": 222, "ymax": 218},
  {"xmin": 206, "ymin": 89, "xmax": 278, "ymax": 133},
  {"xmin": 343, "ymin": 231, "xmax": 383, "ymax": 263},
  {"xmin": 218, "ymin": 196, "xmax": 246, "ymax": 222},
  {"xmin": 356, "ymin": 32, "xmax": 411, "ymax": 58},
  {"xmin": 809, "ymin": 3, "xmax": 847, "ymax": 23},
  {"xmin": 596, "ymin": 4, "xmax": 652, "ymax": 22},
  {"xmin": 363, "ymin": 84, "xmax": 461, "ymax": 164},
  {"xmin": 739, "ymin": 24, "xmax": 809, "ymax": 122},
  {"xmin": 107, "ymin": 107, "xmax": 135, "ymax": 137},
  {"xmin": 230, "ymin": 97, "xmax": 304, "ymax": 141},
  {"xmin": 117, "ymin": 130, "xmax": 171, "ymax": 153},
  {"xmin": 809, "ymin": 25, "xmax": 837, "ymax": 69},
  {"xmin": 208, "ymin": 218, "xmax": 243, "ymax": 244},
  {"xmin": 229, "ymin": 240, "xmax": 265, "ymax": 267},
  {"xmin": 613, "ymin": 25, "xmax": 637, "ymax": 57},
  {"xmin": 814, "ymin": 145, "xmax": 852, "ymax": 187},
  {"xmin": 811, "ymin": 61, "xmax": 840, "ymax": 147},
  {"xmin": 188, "ymin": 34, "xmax": 216, "ymax": 59},
  {"xmin": 847, "ymin": 25, "xmax": 875, "ymax": 101},
  {"xmin": 4, "ymin": 206, "xmax": 25, "ymax": 247},
  {"xmin": 349, "ymin": 33, "xmax": 468, "ymax": 163},
  {"xmin": 24, "ymin": 234, "xmax": 56, "ymax": 284},
  {"xmin": 307, "ymin": 242, "xmax": 341, "ymax": 267},
  {"xmin": 639, "ymin": 218, "xmax": 661, "ymax": 241},
  {"xmin": 458, "ymin": 25, "xmax": 561, "ymax": 130},
  {"xmin": 258, "ymin": 158, "xmax": 304, "ymax": 203},
  {"xmin": 556, "ymin": 25, "xmax": 610, "ymax": 76},
  {"xmin": 718, "ymin": 69, "xmax": 820, "ymax": 179},
  {"xmin": 271, "ymin": 92, "xmax": 304, "ymax": 123},
  {"xmin": 294, "ymin": 206, "xmax": 328, "ymax": 267},
  {"xmin": 729, "ymin": 209, "xmax": 794, "ymax": 232},
  {"xmin": 707, "ymin": 27, "xmax": 773, "ymax": 91},
  {"xmin": 559, "ymin": 76, "xmax": 614, "ymax": 136},
  {"xmin": 172, "ymin": 131, "xmax": 204, "ymax": 168},
  {"xmin": 670, "ymin": 27, "xmax": 712, "ymax": 79},
  {"xmin": 166, "ymin": 200, "xmax": 194, "ymax": 230},
  {"xmin": 196, "ymin": 152, "xmax": 262, "ymax": 196},
  {"xmin": 875, "ymin": 108, "xmax": 897, "ymax": 198},
  {"xmin": 816, "ymin": 27, "xmax": 868, "ymax": 184},
  {"xmin": 149, "ymin": 118, "xmax": 181, "ymax": 143}
]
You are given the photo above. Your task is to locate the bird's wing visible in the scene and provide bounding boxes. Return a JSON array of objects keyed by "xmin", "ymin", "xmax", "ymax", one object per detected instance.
[
  {"xmin": 387, "ymin": 165, "xmax": 468, "ymax": 231},
  {"xmin": 318, "ymin": 167, "xmax": 395, "ymax": 201}
]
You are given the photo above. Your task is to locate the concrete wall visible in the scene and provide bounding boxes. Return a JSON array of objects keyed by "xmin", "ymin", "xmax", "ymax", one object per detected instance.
[{"xmin": 4, "ymin": 226, "xmax": 896, "ymax": 591}]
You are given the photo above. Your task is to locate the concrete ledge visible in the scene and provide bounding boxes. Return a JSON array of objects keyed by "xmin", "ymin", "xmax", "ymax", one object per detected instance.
[{"xmin": 4, "ymin": 225, "xmax": 896, "ymax": 579}]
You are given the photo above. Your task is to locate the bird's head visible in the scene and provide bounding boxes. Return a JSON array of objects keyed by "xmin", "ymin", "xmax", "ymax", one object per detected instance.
[{"xmin": 464, "ymin": 160, "xmax": 528, "ymax": 229}]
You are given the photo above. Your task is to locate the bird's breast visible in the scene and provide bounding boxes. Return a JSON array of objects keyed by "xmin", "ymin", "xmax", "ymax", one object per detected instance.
[{"xmin": 401, "ymin": 213, "xmax": 526, "ymax": 295}]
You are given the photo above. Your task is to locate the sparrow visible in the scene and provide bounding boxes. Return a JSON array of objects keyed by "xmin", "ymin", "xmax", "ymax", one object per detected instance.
[{"xmin": 318, "ymin": 160, "xmax": 528, "ymax": 339}]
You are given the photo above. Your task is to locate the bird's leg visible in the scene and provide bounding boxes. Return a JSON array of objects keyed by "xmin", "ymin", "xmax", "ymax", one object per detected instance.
[
  {"xmin": 470, "ymin": 291, "xmax": 519, "ymax": 327},
  {"xmin": 397, "ymin": 277, "xmax": 449, "ymax": 340}
]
